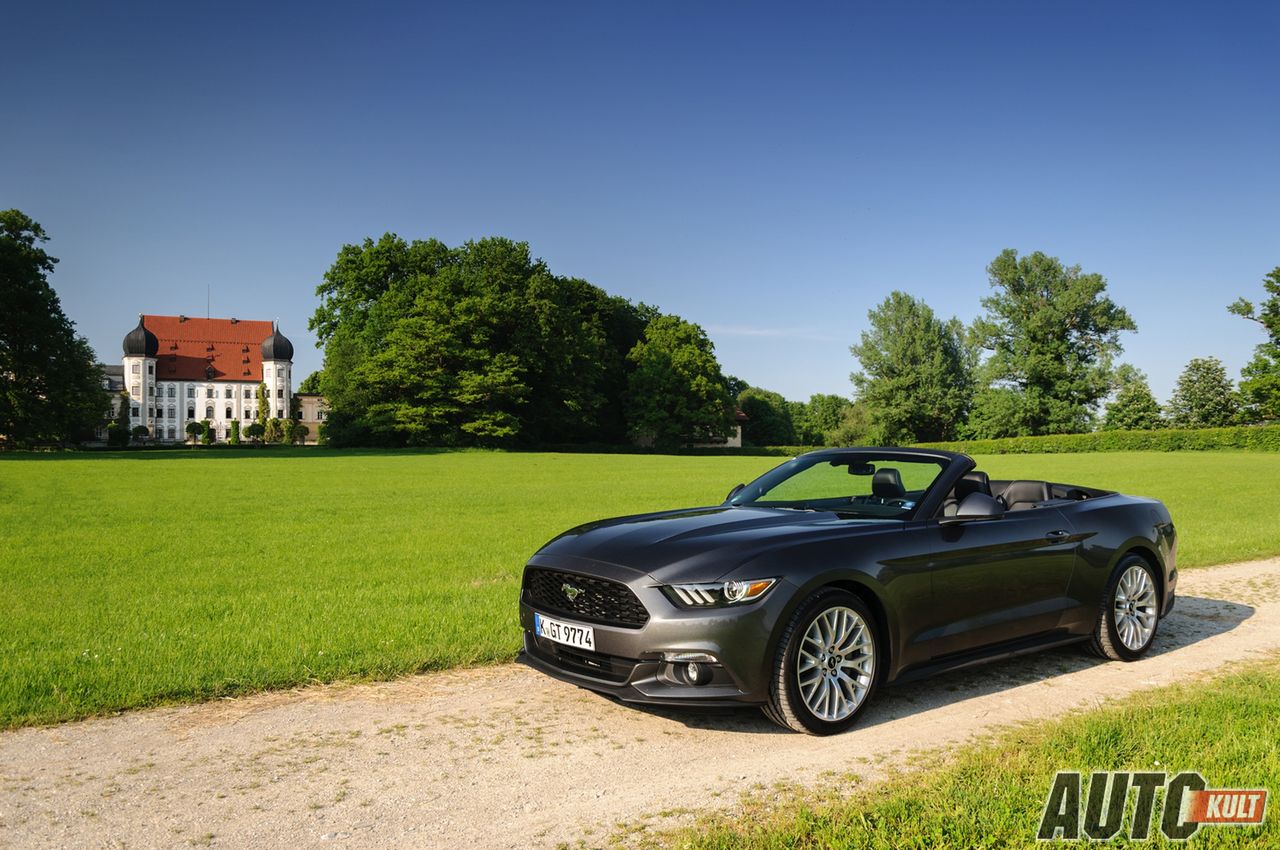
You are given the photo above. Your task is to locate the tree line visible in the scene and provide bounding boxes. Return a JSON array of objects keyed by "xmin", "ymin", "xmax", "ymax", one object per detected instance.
[{"xmin": 735, "ymin": 253, "xmax": 1280, "ymax": 447}]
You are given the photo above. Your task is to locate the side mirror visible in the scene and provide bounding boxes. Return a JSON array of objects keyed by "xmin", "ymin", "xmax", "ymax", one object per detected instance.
[
  {"xmin": 725, "ymin": 483, "xmax": 745, "ymax": 502},
  {"xmin": 939, "ymin": 492, "xmax": 1004, "ymax": 525}
]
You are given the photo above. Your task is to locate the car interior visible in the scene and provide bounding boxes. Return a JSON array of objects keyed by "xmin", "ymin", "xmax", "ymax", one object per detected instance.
[{"xmin": 939, "ymin": 471, "xmax": 1113, "ymax": 516}]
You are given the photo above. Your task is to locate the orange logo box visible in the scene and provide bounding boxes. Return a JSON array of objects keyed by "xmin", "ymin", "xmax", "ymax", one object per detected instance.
[{"xmin": 1188, "ymin": 790, "xmax": 1268, "ymax": 824}]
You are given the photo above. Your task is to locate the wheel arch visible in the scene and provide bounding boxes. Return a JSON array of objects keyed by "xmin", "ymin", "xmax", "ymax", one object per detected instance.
[{"xmin": 769, "ymin": 573, "xmax": 897, "ymax": 684}]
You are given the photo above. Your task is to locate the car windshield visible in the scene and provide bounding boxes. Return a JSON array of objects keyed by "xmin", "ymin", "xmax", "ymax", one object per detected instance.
[{"xmin": 729, "ymin": 453, "xmax": 949, "ymax": 519}]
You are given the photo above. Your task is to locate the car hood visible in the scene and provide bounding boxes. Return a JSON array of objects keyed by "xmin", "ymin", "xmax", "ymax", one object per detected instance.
[{"xmin": 531, "ymin": 505, "xmax": 898, "ymax": 584}]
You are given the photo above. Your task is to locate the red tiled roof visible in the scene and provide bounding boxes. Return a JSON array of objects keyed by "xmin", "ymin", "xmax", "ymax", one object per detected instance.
[{"xmin": 143, "ymin": 315, "xmax": 276, "ymax": 382}]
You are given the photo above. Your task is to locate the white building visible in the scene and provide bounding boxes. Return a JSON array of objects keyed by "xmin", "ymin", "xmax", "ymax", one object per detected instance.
[{"xmin": 119, "ymin": 314, "xmax": 295, "ymax": 442}]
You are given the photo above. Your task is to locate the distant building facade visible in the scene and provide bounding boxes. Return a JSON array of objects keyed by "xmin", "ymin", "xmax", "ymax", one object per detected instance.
[
  {"xmin": 115, "ymin": 314, "xmax": 296, "ymax": 442},
  {"xmin": 296, "ymin": 393, "xmax": 329, "ymax": 445}
]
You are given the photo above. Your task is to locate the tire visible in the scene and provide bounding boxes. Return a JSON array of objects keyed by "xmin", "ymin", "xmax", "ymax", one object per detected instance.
[
  {"xmin": 763, "ymin": 588, "xmax": 880, "ymax": 735},
  {"xmin": 1088, "ymin": 554, "xmax": 1160, "ymax": 661}
]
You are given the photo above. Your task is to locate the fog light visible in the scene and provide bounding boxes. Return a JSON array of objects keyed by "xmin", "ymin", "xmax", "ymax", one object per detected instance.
[{"xmin": 684, "ymin": 662, "xmax": 712, "ymax": 686}]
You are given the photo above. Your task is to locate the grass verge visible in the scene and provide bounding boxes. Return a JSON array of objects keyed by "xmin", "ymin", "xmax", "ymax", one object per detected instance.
[{"xmin": 629, "ymin": 655, "xmax": 1280, "ymax": 849}]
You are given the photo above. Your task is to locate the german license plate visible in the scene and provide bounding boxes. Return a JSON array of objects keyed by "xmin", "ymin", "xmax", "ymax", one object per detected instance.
[{"xmin": 534, "ymin": 612, "xmax": 595, "ymax": 651}]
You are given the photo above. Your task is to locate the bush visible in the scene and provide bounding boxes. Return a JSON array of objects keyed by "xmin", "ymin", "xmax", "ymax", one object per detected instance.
[
  {"xmin": 228, "ymin": 419, "xmax": 240, "ymax": 446},
  {"xmin": 916, "ymin": 423, "xmax": 1280, "ymax": 454}
]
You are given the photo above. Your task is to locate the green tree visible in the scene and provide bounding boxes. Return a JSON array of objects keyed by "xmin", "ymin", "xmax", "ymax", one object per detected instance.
[
  {"xmin": 787, "ymin": 394, "xmax": 855, "ymax": 446},
  {"xmin": 625, "ymin": 315, "xmax": 735, "ymax": 450},
  {"xmin": 970, "ymin": 250, "xmax": 1136, "ymax": 437},
  {"xmin": 737, "ymin": 387, "xmax": 795, "ymax": 446},
  {"xmin": 1166, "ymin": 357, "xmax": 1240, "ymax": 428},
  {"xmin": 312, "ymin": 234, "xmax": 655, "ymax": 447},
  {"xmin": 131, "ymin": 425, "xmax": 151, "ymax": 442},
  {"xmin": 281, "ymin": 418, "xmax": 296, "ymax": 444},
  {"xmin": 264, "ymin": 418, "xmax": 284, "ymax": 443},
  {"xmin": 825, "ymin": 401, "xmax": 876, "ymax": 446},
  {"xmin": 255, "ymin": 382, "xmax": 269, "ymax": 428},
  {"xmin": 228, "ymin": 419, "xmax": 240, "ymax": 445},
  {"xmin": 0, "ymin": 210, "xmax": 107, "ymax": 447},
  {"xmin": 292, "ymin": 423, "xmax": 309, "ymax": 445},
  {"xmin": 245, "ymin": 421, "xmax": 265, "ymax": 444},
  {"xmin": 298, "ymin": 371, "xmax": 324, "ymax": 394},
  {"xmin": 185, "ymin": 420, "xmax": 204, "ymax": 445},
  {"xmin": 1228, "ymin": 266, "xmax": 1280, "ymax": 421},
  {"xmin": 1102, "ymin": 367, "xmax": 1164, "ymax": 431},
  {"xmin": 107, "ymin": 392, "xmax": 132, "ymax": 447},
  {"xmin": 850, "ymin": 291, "xmax": 974, "ymax": 443},
  {"xmin": 200, "ymin": 420, "xmax": 213, "ymax": 445}
]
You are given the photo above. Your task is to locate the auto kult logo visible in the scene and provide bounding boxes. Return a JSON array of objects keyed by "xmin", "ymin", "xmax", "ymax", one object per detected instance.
[{"xmin": 1037, "ymin": 771, "xmax": 1268, "ymax": 841}]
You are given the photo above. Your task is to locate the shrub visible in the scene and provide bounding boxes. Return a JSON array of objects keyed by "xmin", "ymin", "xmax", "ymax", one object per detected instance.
[
  {"xmin": 228, "ymin": 419, "xmax": 240, "ymax": 446},
  {"xmin": 916, "ymin": 423, "xmax": 1280, "ymax": 454}
]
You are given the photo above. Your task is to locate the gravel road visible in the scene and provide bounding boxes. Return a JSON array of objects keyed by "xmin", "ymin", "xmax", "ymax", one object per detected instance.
[{"xmin": 2, "ymin": 558, "xmax": 1277, "ymax": 850}]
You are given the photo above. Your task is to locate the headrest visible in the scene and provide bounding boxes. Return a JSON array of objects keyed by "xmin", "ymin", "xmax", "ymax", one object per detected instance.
[
  {"xmin": 1001, "ymin": 480, "xmax": 1050, "ymax": 509},
  {"xmin": 955, "ymin": 471, "xmax": 991, "ymax": 501},
  {"xmin": 872, "ymin": 467, "xmax": 906, "ymax": 499}
]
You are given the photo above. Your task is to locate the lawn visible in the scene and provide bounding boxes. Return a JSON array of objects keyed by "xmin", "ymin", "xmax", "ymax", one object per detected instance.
[{"xmin": 0, "ymin": 449, "xmax": 1278, "ymax": 728}]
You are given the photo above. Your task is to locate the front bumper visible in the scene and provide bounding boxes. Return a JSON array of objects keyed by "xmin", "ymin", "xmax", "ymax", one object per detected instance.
[{"xmin": 516, "ymin": 567, "xmax": 787, "ymax": 705}]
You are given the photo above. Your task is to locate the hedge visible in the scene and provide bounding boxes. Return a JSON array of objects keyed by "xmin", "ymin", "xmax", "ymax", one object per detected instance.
[{"xmin": 915, "ymin": 424, "xmax": 1280, "ymax": 455}]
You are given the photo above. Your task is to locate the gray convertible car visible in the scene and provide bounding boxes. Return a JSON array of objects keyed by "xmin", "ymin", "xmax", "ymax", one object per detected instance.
[{"xmin": 517, "ymin": 448, "xmax": 1177, "ymax": 734}]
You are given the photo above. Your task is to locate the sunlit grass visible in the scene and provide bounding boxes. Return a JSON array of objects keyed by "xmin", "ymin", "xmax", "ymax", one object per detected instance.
[{"xmin": 0, "ymin": 448, "xmax": 1276, "ymax": 727}]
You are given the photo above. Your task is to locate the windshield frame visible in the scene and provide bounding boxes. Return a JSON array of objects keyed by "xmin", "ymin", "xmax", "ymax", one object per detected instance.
[{"xmin": 727, "ymin": 448, "xmax": 972, "ymax": 521}]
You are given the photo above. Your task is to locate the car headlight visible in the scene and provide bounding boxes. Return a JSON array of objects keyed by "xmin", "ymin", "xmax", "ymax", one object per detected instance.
[{"xmin": 662, "ymin": 578, "xmax": 777, "ymax": 608}]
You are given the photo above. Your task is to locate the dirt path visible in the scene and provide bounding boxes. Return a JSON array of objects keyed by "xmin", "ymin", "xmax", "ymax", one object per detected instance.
[{"xmin": 2, "ymin": 559, "xmax": 1278, "ymax": 850}]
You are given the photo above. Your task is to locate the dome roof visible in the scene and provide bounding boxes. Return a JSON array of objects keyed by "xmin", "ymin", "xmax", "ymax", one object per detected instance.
[
  {"xmin": 261, "ymin": 324, "xmax": 294, "ymax": 362},
  {"xmin": 122, "ymin": 316, "xmax": 159, "ymax": 357}
]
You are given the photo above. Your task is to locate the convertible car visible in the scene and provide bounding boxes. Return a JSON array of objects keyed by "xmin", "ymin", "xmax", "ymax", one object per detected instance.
[{"xmin": 517, "ymin": 448, "xmax": 1177, "ymax": 734}]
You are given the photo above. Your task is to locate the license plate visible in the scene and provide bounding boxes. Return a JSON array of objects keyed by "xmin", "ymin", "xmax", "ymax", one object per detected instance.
[{"xmin": 534, "ymin": 612, "xmax": 595, "ymax": 651}]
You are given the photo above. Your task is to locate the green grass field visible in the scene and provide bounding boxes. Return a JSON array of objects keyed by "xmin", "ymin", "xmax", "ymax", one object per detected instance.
[
  {"xmin": 1, "ymin": 449, "xmax": 1278, "ymax": 728},
  {"xmin": 639, "ymin": 654, "xmax": 1280, "ymax": 849}
]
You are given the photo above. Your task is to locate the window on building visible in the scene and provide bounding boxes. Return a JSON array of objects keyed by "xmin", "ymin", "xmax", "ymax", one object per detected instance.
[
  {"xmin": 168, "ymin": 408, "xmax": 176, "ymax": 420},
  {"xmin": 206, "ymin": 387, "xmax": 213, "ymax": 398},
  {"xmin": 187, "ymin": 407, "xmax": 195, "ymax": 419},
  {"xmin": 225, "ymin": 407, "xmax": 232, "ymax": 418},
  {"xmin": 131, "ymin": 384, "xmax": 140, "ymax": 398},
  {"xmin": 149, "ymin": 407, "xmax": 156, "ymax": 418},
  {"xmin": 265, "ymin": 368, "xmax": 271, "ymax": 379},
  {"xmin": 167, "ymin": 385, "xmax": 175, "ymax": 398},
  {"xmin": 205, "ymin": 406, "xmax": 214, "ymax": 419},
  {"xmin": 187, "ymin": 386, "xmax": 195, "ymax": 398},
  {"xmin": 276, "ymin": 388, "xmax": 283, "ymax": 399},
  {"xmin": 148, "ymin": 386, "xmax": 154, "ymax": 397},
  {"xmin": 244, "ymin": 388, "xmax": 252, "ymax": 399},
  {"xmin": 225, "ymin": 387, "xmax": 232, "ymax": 399},
  {"xmin": 147, "ymin": 363, "xmax": 154, "ymax": 374},
  {"xmin": 276, "ymin": 409, "xmax": 283, "ymax": 418},
  {"xmin": 131, "ymin": 406, "xmax": 139, "ymax": 417},
  {"xmin": 131, "ymin": 363, "xmax": 140, "ymax": 374},
  {"xmin": 243, "ymin": 409, "xmax": 252, "ymax": 419},
  {"xmin": 317, "ymin": 410, "xmax": 326, "ymax": 420}
]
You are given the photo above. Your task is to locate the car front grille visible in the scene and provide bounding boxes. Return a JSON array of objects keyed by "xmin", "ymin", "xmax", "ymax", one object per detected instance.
[{"xmin": 524, "ymin": 567, "xmax": 650, "ymax": 628}]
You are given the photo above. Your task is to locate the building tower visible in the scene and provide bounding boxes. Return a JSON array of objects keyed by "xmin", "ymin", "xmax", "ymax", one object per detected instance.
[
  {"xmin": 260, "ymin": 323, "xmax": 295, "ymax": 420},
  {"xmin": 121, "ymin": 315, "xmax": 159, "ymax": 435}
]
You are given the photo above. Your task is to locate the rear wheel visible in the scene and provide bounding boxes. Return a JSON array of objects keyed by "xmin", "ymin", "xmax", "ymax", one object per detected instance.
[
  {"xmin": 1088, "ymin": 555, "xmax": 1160, "ymax": 661},
  {"xmin": 763, "ymin": 589, "xmax": 879, "ymax": 734}
]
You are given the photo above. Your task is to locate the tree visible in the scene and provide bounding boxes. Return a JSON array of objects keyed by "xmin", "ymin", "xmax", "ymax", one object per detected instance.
[
  {"xmin": 1102, "ymin": 368, "xmax": 1163, "ymax": 431},
  {"xmin": 850, "ymin": 292, "xmax": 974, "ymax": 444},
  {"xmin": 245, "ymin": 421, "xmax": 265, "ymax": 444},
  {"xmin": 0, "ymin": 210, "xmax": 107, "ymax": 447},
  {"xmin": 200, "ymin": 419, "xmax": 213, "ymax": 445},
  {"xmin": 298, "ymin": 371, "xmax": 324, "ymax": 394},
  {"xmin": 255, "ymin": 382, "xmax": 269, "ymax": 428},
  {"xmin": 787, "ymin": 394, "xmax": 855, "ymax": 446},
  {"xmin": 131, "ymin": 425, "xmax": 150, "ymax": 442},
  {"xmin": 228, "ymin": 419, "xmax": 241, "ymax": 445},
  {"xmin": 970, "ymin": 250, "xmax": 1136, "ymax": 437},
  {"xmin": 625, "ymin": 315, "xmax": 735, "ymax": 450},
  {"xmin": 1166, "ymin": 357, "xmax": 1239, "ymax": 428},
  {"xmin": 281, "ymin": 418, "xmax": 296, "ymax": 444},
  {"xmin": 737, "ymin": 387, "xmax": 795, "ymax": 446},
  {"xmin": 1229, "ymin": 266, "xmax": 1280, "ymax": 421},
  {"xmin": 107, "ymin": 392, "xmax": 132, "ymax": 447},
  {"xmin": 825, "ymin": 401, "xmax": 876, "ymax": 446},
  {"xmin": 292, "ymin": 423, "xmax": 310, "ymax": 445},
  {"xmin": 264, "ymin": 418, "xmax": 284, "ymax": 443},
  {"xmin": 185, "ymin": 420, "xmax": 204, "ymax": 445}
]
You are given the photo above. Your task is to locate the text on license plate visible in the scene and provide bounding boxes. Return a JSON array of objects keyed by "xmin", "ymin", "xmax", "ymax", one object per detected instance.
[{"xmin": 534, "ymin": 612, "xmax": 595, "ymax": 651}]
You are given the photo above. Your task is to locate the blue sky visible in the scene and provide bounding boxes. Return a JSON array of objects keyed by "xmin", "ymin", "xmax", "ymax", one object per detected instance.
[{"xmin": 4, "ymin": 1, "xmax": 1277, "ymax": 403}]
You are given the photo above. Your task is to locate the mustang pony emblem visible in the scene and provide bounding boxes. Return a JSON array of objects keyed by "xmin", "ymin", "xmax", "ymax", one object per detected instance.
[{"xmin": 561, "ymin": 583, "xmax": 583, "ymax": 602}]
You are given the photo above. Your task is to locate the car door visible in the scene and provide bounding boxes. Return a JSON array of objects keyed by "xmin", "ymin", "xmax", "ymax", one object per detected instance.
[{"xmin": 912, "ymin": 507, "xmax": 1080, "ymax": 660}]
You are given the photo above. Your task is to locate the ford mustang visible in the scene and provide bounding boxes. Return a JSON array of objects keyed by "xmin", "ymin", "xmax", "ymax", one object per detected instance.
[{"xmin": 517, "ymin": 448, "xmax": 1177, "ymax": 734}]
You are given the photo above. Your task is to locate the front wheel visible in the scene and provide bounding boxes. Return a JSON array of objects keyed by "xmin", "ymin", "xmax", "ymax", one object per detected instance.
[
  {"xmin": 1088, "ymin": 555, "xmax": 1160, "ymax": 661},
  {"xmin": 763, "ymin": 589, "xmax": 879, "ymax": 734}
]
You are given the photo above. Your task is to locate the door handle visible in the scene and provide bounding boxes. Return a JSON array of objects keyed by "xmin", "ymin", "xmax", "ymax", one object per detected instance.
[{"xmin": 1045, "ymin": 530, "xmax": 1071, "ymax": 541}]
